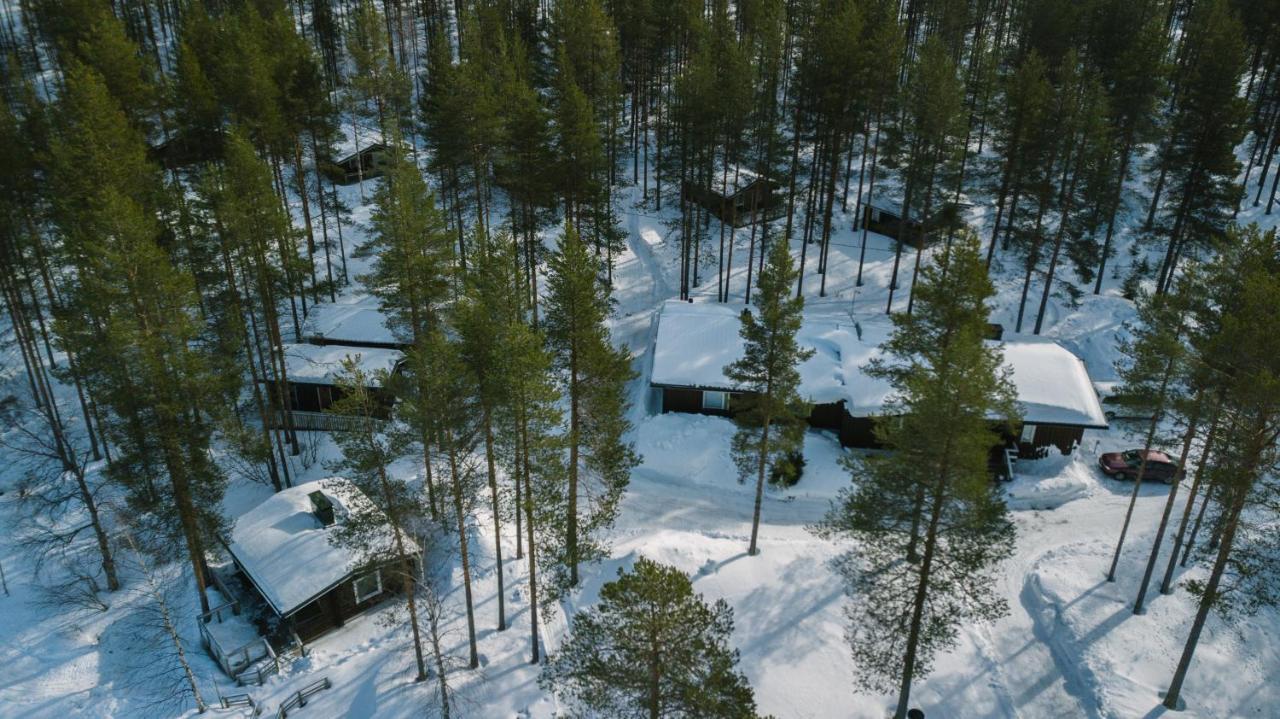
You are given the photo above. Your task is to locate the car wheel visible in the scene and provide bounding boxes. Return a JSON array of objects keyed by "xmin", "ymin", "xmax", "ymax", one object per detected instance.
[
  {"xmin": 1162, "ymin": 475, "xmax": 1174, "ymax": 485},
  {"xmin": 1116, "ymin": 471, "xmax": 1130, "ymax": 481}
]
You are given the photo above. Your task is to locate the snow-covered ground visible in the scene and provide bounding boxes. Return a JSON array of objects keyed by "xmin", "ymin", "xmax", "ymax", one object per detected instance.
[{"xmin": 2, "ymin": 141, "xmax": 1280, "ymax": 719}]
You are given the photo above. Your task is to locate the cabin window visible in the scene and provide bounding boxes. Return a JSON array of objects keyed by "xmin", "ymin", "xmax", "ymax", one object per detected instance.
[
  {"xmin": 702, "ymin": 391, "xmax": 729, "ymax": 411},
  {"xmin": 353, "ymin": 570, "xmax": 383, "ymax": 604},
  {"xmin": 1020, "ymin": 423, "xmax": 1037, "ymax": 443}
]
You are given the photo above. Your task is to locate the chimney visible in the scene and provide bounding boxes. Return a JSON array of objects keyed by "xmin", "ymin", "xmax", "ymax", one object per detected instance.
[{"xmin": 309, "ymin": 491, "xmax": 336, "ymax": 527}]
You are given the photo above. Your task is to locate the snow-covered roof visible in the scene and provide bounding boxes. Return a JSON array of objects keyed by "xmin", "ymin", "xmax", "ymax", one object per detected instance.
[
  {"xmin": 1001, "ymin": 340, "xmax": 1108, "ymax": 427},
  {"xmin": 709, "ymin": 165, "xmax": 777, "ymax": 195},
  {"xmin": 283, "ymin": 343, "xmax": 403, "ymax": 386},
  {"xmin": 866, "ymin": 189, "xmax": 973, "ymax": 216},
  {"xmin": 227, "ymin": 478, "xmax": 418, "ymax": 617},
  {"xmin": 303, "ymin": 296, "xmax": 401, "ymax": 347},
  {"xmin": 650, "ymin": 300, "xmax": 1107, "ymax": 428}
]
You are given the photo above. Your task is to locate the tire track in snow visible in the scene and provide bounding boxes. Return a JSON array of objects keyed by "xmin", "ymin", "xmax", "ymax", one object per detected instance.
[{"xmin": 1017, "ymin": 563, "xmax": 1103, "ymax": 719}]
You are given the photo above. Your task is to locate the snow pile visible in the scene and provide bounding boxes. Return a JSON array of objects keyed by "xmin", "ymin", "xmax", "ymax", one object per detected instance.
[
  {"xmin": 634, "ymin": 412, "xmax": 852, "ymax": 501},
  {"xmin": 1005, "ymin": 450, "xmax": 1099, "ymax": 510}
]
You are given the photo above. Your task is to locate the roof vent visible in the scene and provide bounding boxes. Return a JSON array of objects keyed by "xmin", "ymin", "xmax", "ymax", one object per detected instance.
[{"xmin": 309, "ymin": 490, "xmax": 336, "ymax": 527}]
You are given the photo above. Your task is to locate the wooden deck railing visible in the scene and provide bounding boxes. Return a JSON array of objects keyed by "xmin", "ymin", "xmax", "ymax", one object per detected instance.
[{"xmin": 272, "ymin": 410, "xmax": 384, "ymax": 433}]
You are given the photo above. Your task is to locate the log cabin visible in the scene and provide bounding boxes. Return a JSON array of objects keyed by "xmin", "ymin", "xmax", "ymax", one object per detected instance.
[
  {"xmin": 225, "ymin": 478, "xmax": 419, "ymax": 643},
  {"xmin": 682, "ymin": 166, "xmax": 786, "ymax": 228},
  {"xmin": 323, "ymin": 142, "xmax": 393, "ymax": 185},
  {"xmin": 277, "ymin": 343, "xmax": 403, "ymax": 431},
  {"xmin": 648, "ymin": 300, "xmax": 1108, "ymax": 459},
  {"xmin": 861, "ymin": 191, "xmax": 969, "ymax": 243}
]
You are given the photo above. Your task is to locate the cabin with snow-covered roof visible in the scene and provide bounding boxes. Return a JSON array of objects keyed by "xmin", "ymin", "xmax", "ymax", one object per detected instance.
[
  {"xmin": 862, "ymin": 190, "xmax": 970, "ymax": 243},
  {"xmin": 683, "ymin": 166, "xmax": 786, "ymax": 228},
  {"xmin": 275, "ymin": 343, "xmax": 403, "ymax": 431},
  {"xmin": 648, "ymin": 300, "xmax": 1108, "ymax": 459},
  {"xmin": 225, "ymin": 478, "xmax": 419, "ymax": 642},
  {"xmin": 323, "ymin": 142, "xmax": 395, "ymax": 184}
]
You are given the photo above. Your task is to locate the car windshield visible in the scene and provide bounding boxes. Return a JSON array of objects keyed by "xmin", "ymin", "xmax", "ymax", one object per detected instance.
[{"xmin": 1123, "ymin": 450, "xmax": 1141, "ymax": 462}]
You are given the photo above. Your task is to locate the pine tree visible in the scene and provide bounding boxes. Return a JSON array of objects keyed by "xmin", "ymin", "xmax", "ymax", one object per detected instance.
[
  {"xmin": 49, "ymin": 63, "xmax": 228, "ymax": 613},
  {"xmin": 455, "ymin": 232, "xmax": 522, "ymax": 632},
  {"xmin": 725, "ymin": 235, "xmax": 813, "ymax": 557},
  {"xmin": 326, "ymin": 359, "xmax": 429, "ymax": 683},
  {"xmin": 985, "ymin": 51, "xmax": 1052, "ymax": 268},
  {"xmin": 813, "ymin": 233, "xmax": 1018, "ymax": 719},
  {"xmin": 411, "ymin": 329, "xmax": 484, "ymax": 669},
  {"xmin": 540, "ymin": 557, "xmax": 760, "ymax": 718},
  {"xmin": 543, "ymin": 226, "xmax": 637, "ymax": 593},
  {"xmin": 1104, "ymin": 285, "xmax": 1190, "ymax": 582},
  {"xmin": 1084, "ymin": 0, "xmax": 1166, "ymax": 293},
  {"xmin": 346, "ymin": 0, "xmax": 412, "ymax": 140},
  {"xmin": 882, "ymin": 37, "xmax": 966, "ymax": 314},
  {"xmin": 35, "ymin": 0, "xmax": 157, "ymax": 130},
  {"xmin": 506, "ymin": 320, "xmax": 565, "ymax": 663},
  {"xmin": 1149, "ymin": 0, "xmax": 1248, "ymax": 294},
  {"xmin": 1163, "ymin": 225, "xmax": 1280, "ymax": 709},
  {"xmin": 358, "ymin": 139, "xmax": 454, "ymax": 516}
]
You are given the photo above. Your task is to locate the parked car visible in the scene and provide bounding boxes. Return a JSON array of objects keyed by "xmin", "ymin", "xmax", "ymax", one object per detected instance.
[{"xmin": 1098, "ymin": 449, "xmax": 1180, "ymax": 484}]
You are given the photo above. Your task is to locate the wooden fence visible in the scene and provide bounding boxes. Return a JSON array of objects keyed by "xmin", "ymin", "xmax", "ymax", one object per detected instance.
[
  {"xmin": 218, "ymin": 692, "xmax": 262, "ymax": 716},
  {"xmin": 276, "ymin": 677, "xmax": 333, "ymax": 719}
]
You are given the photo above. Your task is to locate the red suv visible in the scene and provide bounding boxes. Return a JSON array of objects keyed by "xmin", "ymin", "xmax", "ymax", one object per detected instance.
[{"xmin": 1098, "ymin": 449, "xmax": 1181, "ymax": 484}]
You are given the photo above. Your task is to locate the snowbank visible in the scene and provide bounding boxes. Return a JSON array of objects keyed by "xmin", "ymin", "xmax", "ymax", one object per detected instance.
[
  {"xmin": 1005, "ymin": 452, "xmax": 1098, "ymax": 510},
  {"xmin": 635, "ymin": 412, "xmax": 852, "ymax": 500}
]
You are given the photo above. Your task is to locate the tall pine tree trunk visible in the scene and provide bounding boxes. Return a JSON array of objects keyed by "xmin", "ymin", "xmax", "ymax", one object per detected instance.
[
  {"xmin": 1163, "ymin": 410, "xmax": 1220, "ymax": 593},
  {"xmin": 1163, "ymin": 469, "xmax": 1250, "ymax": 709},
  {"xmin": 1134, "ymin": 399, "xmax": 1202, "ymax": 613},
  {"xmin": 1107, "ymin": 356, "xmax": 1175, "ymax": 582},
  {"xmin": 519, "ymin": 406, "xmax": 540, "ymax": 663},
  {"xmin": 482, "ymin": 405, "xmax": 506, "ymax": 631},
  {"xmin": 748, "ymin": 414, "xmax": 772, "ymax": 556},
  {"xmin": 895, "ymin": 459, "xmax": 950, "ymax": 719},
  {"xmin": 568, "ymin": 340, "xmax": 581, "ymax": 585},
  {"xmin": 447, "ymin": 434, "xmax": 480, "ymax": 668}
]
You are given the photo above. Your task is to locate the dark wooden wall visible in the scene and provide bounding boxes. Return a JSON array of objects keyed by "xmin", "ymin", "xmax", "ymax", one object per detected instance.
[
  {"xmin": 659, "ymin": 386, "xmax": 1087, "ymax": 459},
  {"xmin": 289, "ymin": 564, "xmax": 409, "ymax": 642},
  {"xmin": 660, "ymin": 387, "xmax": 738, "ymax": 417},
  {"xmin": 1022, "ymin": 425, "xmax": 1085, "ymax": 458}
]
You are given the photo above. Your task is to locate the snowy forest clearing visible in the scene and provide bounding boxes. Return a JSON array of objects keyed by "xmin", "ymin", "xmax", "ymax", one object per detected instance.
[{"xmin": 4, "ymin": 0, "xmax": 1280, "ymax": 717}]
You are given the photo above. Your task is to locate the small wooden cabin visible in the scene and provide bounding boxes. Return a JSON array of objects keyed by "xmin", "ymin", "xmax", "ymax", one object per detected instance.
[
  {"xmin": 225, "ymin": 478, "xmax": 419, "ymax": 643},
  {"xmin": 683, "ymin": 168, "xmax": 785, "ymax": 228},
  {"xmin": 649, "ymin": 301, "xmax": 1108, "ymax": 460},
  {"xmin": 149, "ymin": 129, "xmax": 223, "ymax": 170},
  {"xmin": 278, "ymin": 344, "xmax": 403, "ymax": 431},
  {"xmin": 862, "ymin": 193, "xmax": 969, "ymax": 243},
  {"xmin": 323, "ymin": 142, "xmax": 394, "ymax": 184}
]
